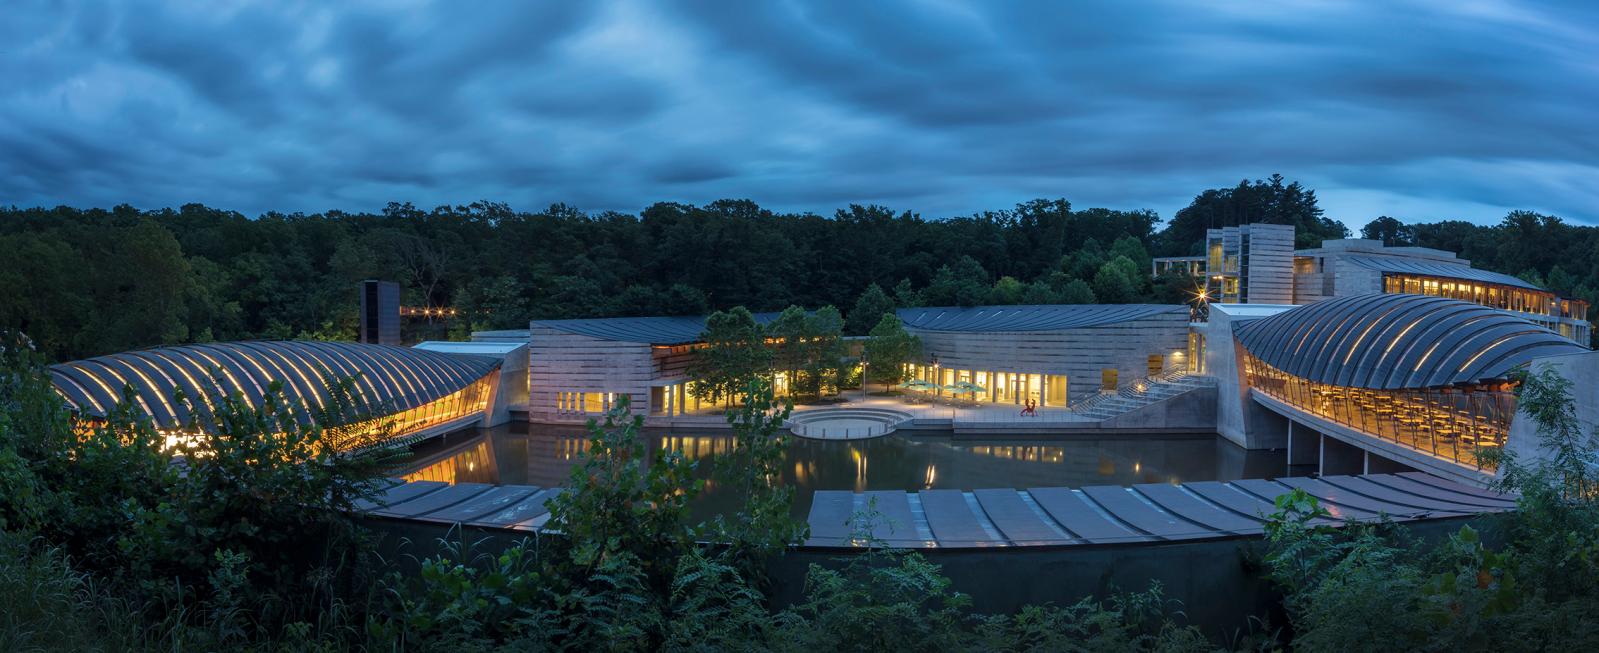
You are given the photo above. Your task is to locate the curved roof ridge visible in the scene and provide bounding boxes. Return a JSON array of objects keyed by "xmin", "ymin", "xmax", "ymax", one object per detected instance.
[
  {"xmin": 50, "ymin": 341, "xmax": 500, "ymax": 432},
  {"xmin": 1237, "ymin": 294, "xmax": 1583, "ymax": 389}
]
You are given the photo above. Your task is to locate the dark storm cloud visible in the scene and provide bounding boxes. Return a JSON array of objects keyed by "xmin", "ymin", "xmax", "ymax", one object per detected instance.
[{"xmin": 1, "ymin": 0, "xmax": 1596, "ymax": 228}]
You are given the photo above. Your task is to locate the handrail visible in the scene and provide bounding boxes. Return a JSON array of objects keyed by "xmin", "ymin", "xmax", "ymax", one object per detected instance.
[{"xmin": 1071, "ymin": 371, "xmax": 1214, "ymax": 416}]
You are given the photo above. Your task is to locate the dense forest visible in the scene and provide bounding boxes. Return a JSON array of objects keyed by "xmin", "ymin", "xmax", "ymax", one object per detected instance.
[{"xmin": 4, "ymin": 173, "xmax": 1595, "ymax": 361}]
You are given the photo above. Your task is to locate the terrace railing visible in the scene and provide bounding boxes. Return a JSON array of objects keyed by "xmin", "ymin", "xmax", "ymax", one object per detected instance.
[{"xmin": 1243, "ymin": 353, "xmax": 1512, "ymax": 471}]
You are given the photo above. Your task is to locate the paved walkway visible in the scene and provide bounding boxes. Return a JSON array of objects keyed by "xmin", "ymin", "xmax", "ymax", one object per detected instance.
[{"xmin": 789, "ymin": 395, "xmax": 1097, "ymax": 425}]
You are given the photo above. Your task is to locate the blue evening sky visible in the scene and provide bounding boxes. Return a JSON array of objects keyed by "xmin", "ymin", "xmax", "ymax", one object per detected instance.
[{"xmin": 2, "ymin": 1, "xmax": 1596, "ymax": 230}]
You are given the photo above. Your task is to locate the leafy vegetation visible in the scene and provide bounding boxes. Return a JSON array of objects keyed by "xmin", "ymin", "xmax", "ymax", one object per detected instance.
[
  {"xmin": 688, "ymin": 307, "xmax": 772, "ymax": 405},
  {"xmin": 1261, "ymin": 363, "xmax": 1599, "ymax": 651},
  {"xmin": 13, "ymin": 176, "xmax": 1596, "ymax": 361},
  {"xmin": 863, "ymin": 314, "xmax": 922, "ymax": 392}
]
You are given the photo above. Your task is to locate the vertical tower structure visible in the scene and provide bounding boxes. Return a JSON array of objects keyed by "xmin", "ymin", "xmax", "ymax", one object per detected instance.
[
  {"xmin": 1203, "ymin": 223, "xmax": 1295, "ymax": 304},
  {"xmin": 360, "ymin": 280, "xmax": 401, "ymax": 346}
]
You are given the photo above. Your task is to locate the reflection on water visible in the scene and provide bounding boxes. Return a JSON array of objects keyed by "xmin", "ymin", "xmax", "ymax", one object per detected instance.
[
  {"xmin": 401, "ymin": 423, "xmax": 1295, "ymax": 519},
  {"xmin": 403, "ymin": 437, "xmax": 499, "ymax": 485}
]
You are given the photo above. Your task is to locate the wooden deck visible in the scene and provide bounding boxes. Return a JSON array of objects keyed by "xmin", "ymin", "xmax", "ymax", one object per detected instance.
[{"xmin": 354, "ymin": 471, "xmax": 1513, "ymax": 549}]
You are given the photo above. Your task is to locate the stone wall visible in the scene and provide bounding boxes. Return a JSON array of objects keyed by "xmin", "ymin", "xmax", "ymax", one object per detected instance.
[
  {"xmin": 910, "ymin": 310, "xmax": 1190, "ymax": 401},
  {"xmin": 527, "ymin": 326, "xmax": 655, "ymax": 420},
  {"xmin": 1242, "ymin": 223, "xmax": 1295, "ymax": 304}
]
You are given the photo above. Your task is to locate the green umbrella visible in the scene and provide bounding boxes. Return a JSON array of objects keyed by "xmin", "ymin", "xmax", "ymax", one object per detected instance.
[{"xmin": 948, "ymin": 381, "xmax": 986, "ymax": 395}]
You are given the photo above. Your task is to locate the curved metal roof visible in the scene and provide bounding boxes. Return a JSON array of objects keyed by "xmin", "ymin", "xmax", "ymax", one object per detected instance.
[
  {"xmin": 533, "ymin": 312, "xmax": 782, "ymax": 345},
  {"xmin": 50, "ymin": 341, "xmax": 500, "ymax": 431},
  {"xmin": 1342, "ymin": 256, "xmax": 1544, "ymax": 291},
  {"xmin": 897, "ymin": 304, "xmax": 1186, "ymax": 333},
  {"xmin": 1236, "ymin": 294, "xmax": 1583, "ymax": 389}
]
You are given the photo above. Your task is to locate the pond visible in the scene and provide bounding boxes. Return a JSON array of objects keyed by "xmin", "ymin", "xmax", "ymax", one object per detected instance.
[{"xmin": 399, "ymin": 422, "xmax": 1303, "ymax": 520}]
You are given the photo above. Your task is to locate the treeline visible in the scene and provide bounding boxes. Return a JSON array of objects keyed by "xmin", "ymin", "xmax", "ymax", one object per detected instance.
[{"xmin": 5, "ymin": 173, "xmax": 1593, "ymax": 361}]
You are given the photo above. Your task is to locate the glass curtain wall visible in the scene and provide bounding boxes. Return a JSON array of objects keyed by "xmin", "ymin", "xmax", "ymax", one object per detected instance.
[
  {"xmin": 1242, "ymin": 352, "xmax": 1514, "ymax": 471},
  {"xmin": 1382, "ymin": 273, "xmax": 1588, "ymax": 320},
  {"xmin": 904, "ymin": 364, "xmax": 1069, "ymax": 406}
]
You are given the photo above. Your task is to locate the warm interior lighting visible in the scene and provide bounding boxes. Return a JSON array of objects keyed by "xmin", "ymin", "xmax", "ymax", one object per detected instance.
[{"xmin": 1243, "ymin": 352, "xmax": 1512, "ymax": 471}]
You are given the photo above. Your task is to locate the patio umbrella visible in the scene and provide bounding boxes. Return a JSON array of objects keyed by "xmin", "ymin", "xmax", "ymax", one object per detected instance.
[
  {"xmin": 898, "ymin": 379, "xmax": 940, "ymax": 398},
  {"xmin": 948, "ymin": 381, "xmax": 986, "ymax": 397}
]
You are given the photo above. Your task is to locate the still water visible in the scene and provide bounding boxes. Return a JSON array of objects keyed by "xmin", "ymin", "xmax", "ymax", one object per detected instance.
[{"xmin": 400, "ymin": 422, "xmax": 1294, "ymax": 519}]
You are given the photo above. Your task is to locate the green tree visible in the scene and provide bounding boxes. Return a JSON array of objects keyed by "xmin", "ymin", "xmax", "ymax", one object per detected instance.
[
  {"xmin": 545, "ymin": 396, "xmax": 702, "ymax": 599},
  {"xmin": 1360, "ymin": 215, "xmax": 1415, "ymax": 246},
  {"xmin": 1060, "ymin": 238, "xmax": 1106, "ymax": 280},
  {"xmin": 707, "ymin": 376, "xmax": 802, "ymax": 578},
  {"xmin": 988, "ymin": 276, "xmax": 1027, "ymax": 305},
  {"xmin": 847, "ymin": 283, "xmax": 895, "ymax": 336},
  {"xmin": 1060, "ymin": 279, "xmax": 1096, "ymax": 304},
  {"xmin": 1022, "ymin": 279, "xmax": 1062, "ymax": 304},
  {"xmin": 457, "ymin": 274, "xmax": 532, "ymax": 331},
  {"xmin": 689, "ymin": 307, "xmax": 771, "ymax": 405},
  {"xmin": 767, "ymin": 305, "xmax": 809, "ymax": 396},
  {"xmin": 1092, "ymin": 257, "xmax": 1139, "ymax": 304},
  {"xmin": 1152, "ymin": 268, "xmax": 1197, "ymax": 305},
  {"xmin": 863, "ymin": 314, "xmax": 922, "ymax": 392},
  {"xmin": 892, "ymin": 278, "xmax": 921, "ymax": 308},
  {"xmin": 805, "ymin": 305, "xmax": 848, "ymax": 397},
  {"xmin": 1109, "ymin": 234, "xmax": 1152, "ymax": 274},
  {"xmin": 1159, "ymin": 173, "xmax": 1346, "ymax": 254},
  {"xmin": 1545, "ymin": 265, "xmax": 1577, "ymax": 295},
  {"xmin": 922, "ymin": 256, "xmax": 990, "ymax": 307}
]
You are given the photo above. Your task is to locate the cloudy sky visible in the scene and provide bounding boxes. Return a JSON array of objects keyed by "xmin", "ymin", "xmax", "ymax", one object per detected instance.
[{"xmin": 3, "ymin": 1, "xmax": 1596, "ymax": 230}]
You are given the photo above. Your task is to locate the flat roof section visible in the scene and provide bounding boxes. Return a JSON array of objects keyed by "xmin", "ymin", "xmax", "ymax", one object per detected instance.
[
  {"xmin": 531, "ymin": 312, "xmax": 783, "ymax": 345},
  {"xmin": 414, "ymin": 341, "xmax": 526, "ymax": 356},
  {"xmin": 357, "ymin": 473, "xmax": 1516, "ymax": 549},
  {"xmin": 896, "ymin": 304, "xmax": 1186, "ymax": 333},
  {"xmin": 1342, "ymin": 255, "xmax": 1543, "ymax": 291}
]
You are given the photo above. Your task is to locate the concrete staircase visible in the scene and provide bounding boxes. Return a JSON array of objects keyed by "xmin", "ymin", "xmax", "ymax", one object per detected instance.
[{"xmin": 1072, "ymin": 373, "xmax": 1217, "ymax": 421}]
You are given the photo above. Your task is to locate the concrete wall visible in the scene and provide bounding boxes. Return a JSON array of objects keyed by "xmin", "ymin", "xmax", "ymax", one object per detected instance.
[
  {"xmin": 1202, "ymin": 307, "xmax": 1291, "ymax": 450},
  {"xmin": 1503, "ymin": 349, "xmax": 1599, "ymax": 476},
  {"xmin": 1331, "ymin": 259, "xmax": 1385, "ymax": 296},
  {"xmin": 910, "ymin": 311, "xmax": 1189, "ymax": 402},
  {"xmin": 1099, "ymin": 385, "xmax": 1217, "ymax": 431},
  {"xmin": 1242, "ymin": 224, "xmax": 1295, "ymax": 304},
  {"xmin": 486, "ymin": 343, "xmax": 529, "ymax": 426}
]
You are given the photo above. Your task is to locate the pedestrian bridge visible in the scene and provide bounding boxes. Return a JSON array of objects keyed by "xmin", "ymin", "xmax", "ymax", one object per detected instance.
[{"xmin": 1225, "ymin": 294, "xmax": 1589, "ymax": 487}]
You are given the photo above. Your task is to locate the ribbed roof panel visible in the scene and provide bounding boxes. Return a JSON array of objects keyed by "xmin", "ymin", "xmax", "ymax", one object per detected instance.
[
  {"xmin": 1236, "ymin": 294, "xmax": 1583, "ymax": 389},
  {"xmin": 50, "ymin": 341, "xmax": 500, "ymax": 431}
]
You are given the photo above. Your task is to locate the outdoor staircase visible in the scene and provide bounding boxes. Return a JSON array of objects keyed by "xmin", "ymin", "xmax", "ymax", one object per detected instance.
[{"xmin": 1071, "ymin": 372, "xmax": 1217, "ymax": 421}]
